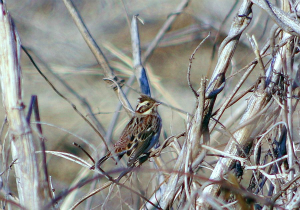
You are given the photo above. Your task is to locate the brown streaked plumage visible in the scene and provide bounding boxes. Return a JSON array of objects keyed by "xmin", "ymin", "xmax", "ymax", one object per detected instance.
[{"xmin": 97, "ymin": 95, "xmax": 162, "ymax": 168}]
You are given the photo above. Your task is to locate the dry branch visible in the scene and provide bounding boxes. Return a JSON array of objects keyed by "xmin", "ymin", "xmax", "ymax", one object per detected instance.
[
  {"xmin": 61, "ymin": 0, "xmax": 132, "ymax": 116},
  {"xmin": 8, "ymin": 0, "xmax": 300, "ymax": 209},
  {"xmin": 0, "ymin": 2, "xmax": 49, "ymax": 209},
  {"xmin": 196, "ymin": 1, "xmax": 300, "ymax": 209},
  {"xmin": 131, "ymin": 16, "xmax": 151, "ymax": 96},
  {"xmin": 252, "ymin": 0, "xmax": 300, "ymax": 36}
]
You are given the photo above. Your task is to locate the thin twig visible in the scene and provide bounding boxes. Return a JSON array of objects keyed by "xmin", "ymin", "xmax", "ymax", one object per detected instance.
[
  {"xmin": 73, "ymin": 142, "xmax": 95, "ymax": 165},
  {"xmin": 64, "ymin": 168, "xmax": 162, "ymax": 210},
  {"xmin": 61, "ymin": 0, "xmax": 132, "ymax": 116},
  {"xmin": 247, "ymin": 34, "xmax": 266, "ymax": 88},
  {"xmin": 22, "ymin": 47, "xmax": 109, "ymax": 151},
  {"xmin": 142, "ymin": 0, "xmax": 191, "ymax": 63},
  {"xmin": 22, "ymin": 47, "xmax": 106, "ymax": 136},
  {"xmin": 187, "ymin": 33, "xmax": 210, "ymax": 98}
]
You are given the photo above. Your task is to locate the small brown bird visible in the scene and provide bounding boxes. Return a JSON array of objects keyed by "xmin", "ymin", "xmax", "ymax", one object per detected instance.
[{"xmin": 97, "ymin": 95, "xmax": 162, "ymax": 169}]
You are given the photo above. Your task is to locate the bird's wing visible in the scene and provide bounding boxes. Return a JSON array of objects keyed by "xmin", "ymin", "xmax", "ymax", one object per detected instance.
[{"xmin": 127, "ymin": 115, "xmax": 161, "ymax": 167}]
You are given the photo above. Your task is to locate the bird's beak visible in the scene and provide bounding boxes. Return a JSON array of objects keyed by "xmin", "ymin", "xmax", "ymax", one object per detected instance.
[{"xmin": 154, "ymin": 102, "xmax": 161, "ymax": 106}]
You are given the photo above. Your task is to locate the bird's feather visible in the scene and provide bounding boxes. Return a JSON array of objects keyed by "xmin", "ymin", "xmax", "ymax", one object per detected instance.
[
  {"xmin": 127, "ymin": 115, "xmax": 161, "ymax": 166},
  {"xmin": 96, "ymin": 95, "xmax": 161, "ymax": 169}
]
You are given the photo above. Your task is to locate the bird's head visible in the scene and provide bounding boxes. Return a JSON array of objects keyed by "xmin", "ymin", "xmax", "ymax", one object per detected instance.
[{"xmin": 135, "ymin": 95, "xmax": 160, "ymax": 115}]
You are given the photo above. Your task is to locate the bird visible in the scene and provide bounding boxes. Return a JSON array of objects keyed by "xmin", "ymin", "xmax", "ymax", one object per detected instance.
[{"xmin": 97, "ymin": 95, "xmax": 162, "ymax": 169}]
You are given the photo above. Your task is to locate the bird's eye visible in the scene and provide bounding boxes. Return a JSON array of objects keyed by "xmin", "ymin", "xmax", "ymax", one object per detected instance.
[{"xmin": 146, "ymin": 102, "xmax": 150, "ymax": 106}]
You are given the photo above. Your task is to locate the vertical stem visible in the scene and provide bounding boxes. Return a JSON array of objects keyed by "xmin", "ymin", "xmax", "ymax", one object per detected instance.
[{"xmin": 0, "ymin": 2, "xmax": 48, "ymax": 209}]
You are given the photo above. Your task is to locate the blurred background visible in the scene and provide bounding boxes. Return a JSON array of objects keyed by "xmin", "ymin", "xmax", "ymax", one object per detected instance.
[{"xmin": 1, "ymin": 0, "xmax": 278, "ymax": 208}]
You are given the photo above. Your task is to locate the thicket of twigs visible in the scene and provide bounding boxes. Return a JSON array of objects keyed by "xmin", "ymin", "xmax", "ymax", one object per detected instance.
[{"xmin": 1, "ymin": 0, "xmax": 300, "ymax": 209}]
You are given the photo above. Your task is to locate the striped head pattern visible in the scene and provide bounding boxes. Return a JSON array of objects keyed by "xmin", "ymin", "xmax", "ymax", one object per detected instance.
[{"xmin": 135, "ymin": 95, "xmax": 160, "ymax": 115}]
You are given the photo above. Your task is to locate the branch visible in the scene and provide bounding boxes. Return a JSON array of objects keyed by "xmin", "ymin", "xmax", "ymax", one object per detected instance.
[{"xmin": 0, "ymin": 2, "xmax": 49, "ymax": 208}]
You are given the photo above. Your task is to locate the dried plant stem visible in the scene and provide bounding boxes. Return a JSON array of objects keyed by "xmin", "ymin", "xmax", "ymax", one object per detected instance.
[
  {"xmin": 280, "ymin": 14, "xmax": 296, "ymax": 203},
  {"xmin": 0, "ymin": 2, "xmax": 48, "ymax": 209},
  {"xmin": 159, "ymin": 146, "xmax": 185, "ymax": 209},
  {"xmin": 206, "ymin": 0, "xmax": 252, "ymax": 98},
  {"xmin": 142, "ymin": 0, "xmax": 191, "ymax": 63},
  {"xmin": 197, "ymin": 90, "xmax": 272, "ymax": 208},
  {"xmin": 187, "ymin": 34, "xmax": 210, "ymax": 97},
  {"xmin": 196, "ymin": 0, "xmax": 256, "ymax": 207},
  {"xmin": 131, "ymin": 16, "xmax": 151, "ymax": 96},
  {"xmin": 160, "ymin": 79, "xmax": 206, "ymax": 208},
  {"xmin": 61, "ymin": 0, "xmax": 113, "ymax": 78},
  {"xmin": 69, "ymin": 169, "xmax": 161, "ymax": 210},
  {"xmin": 251, "ymin": 0, "xmax": 300, "ymax": 36},
  {"xmin": 61, "ymin": 0, "xmax": 132, "ymax": 116},
  {"xmin": 197, "ymin": 1, "xmax": 300, "ymax": 208},
  {"xmin": 22, "ymin": 48, "xmax": 106, "ymax": 136},
  {"xmin": 247, "ymin": 34, "xmax": 266, "ymax": 87},
  {"xmin": 22, "ymin": 48, "xmax": 109, "ymax": 154},
  {"xmin": 210, "ymin": 61, "xmax": 256, "ymax": 131}
]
